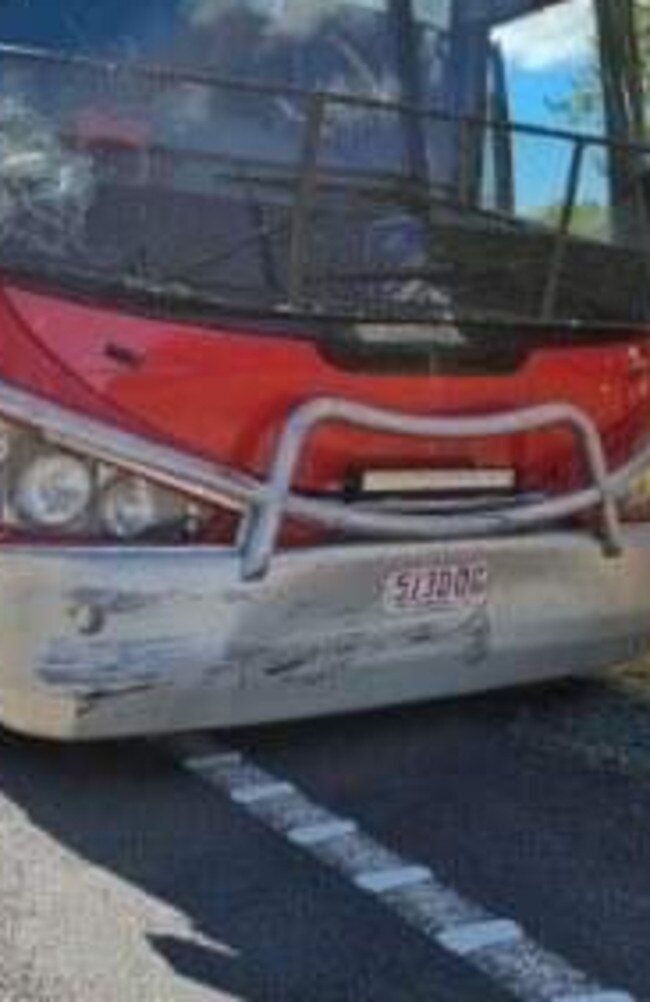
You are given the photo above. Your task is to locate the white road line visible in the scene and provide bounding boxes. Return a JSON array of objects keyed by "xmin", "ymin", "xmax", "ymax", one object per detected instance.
[
  {"xmin": 175, "ymin": 739, "xmax": 638, "ymax": 1002},
  {"xmin": 553, "ymin": 994, "xmax": 636, "ymax": 1002},
  {"xmin": 354, "ymin": 865, "xmax": 432, "ymax": 895},
  {"xmin": 230, "ymin": 781, "xmax": 295, "ymax": 805},
  {"xmin": 437, "ymin": 919, "xmax": 523, "ymax": 956},
  {"xmin": 288, "ymin": 820, "xmax": 358, "ymax": 846},
  {"xmin": 184, "ymin": 751, "xmax": 244, "ymax": 772}
]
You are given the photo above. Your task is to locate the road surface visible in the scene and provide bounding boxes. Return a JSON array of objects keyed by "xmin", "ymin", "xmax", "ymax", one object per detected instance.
[{"xmin": 0, "ymin": 674, "xmax": 648, "ymax": 1001}]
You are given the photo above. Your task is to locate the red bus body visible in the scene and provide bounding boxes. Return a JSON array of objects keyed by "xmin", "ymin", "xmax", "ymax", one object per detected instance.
[{"xmin": 0, "ymin": 0, "xmax": 649, "ymax": 738}]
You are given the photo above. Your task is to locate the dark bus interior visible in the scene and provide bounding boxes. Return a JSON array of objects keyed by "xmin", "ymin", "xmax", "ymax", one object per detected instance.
[{"xmin": 0, "ymin": 0, "xmax": 647, "ymax": 335}]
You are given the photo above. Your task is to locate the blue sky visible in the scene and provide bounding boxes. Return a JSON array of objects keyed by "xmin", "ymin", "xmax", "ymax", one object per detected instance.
[
  {"xmin": 492, "ymin": 0, "xmax": 605, "ymax": 213},
  {"xmin": 0, "ymin": 0, "xmax": 606, "ymax": 213}
]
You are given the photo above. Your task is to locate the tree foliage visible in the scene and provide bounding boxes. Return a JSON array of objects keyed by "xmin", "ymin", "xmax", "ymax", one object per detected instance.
[{"xmin": 557, "ymin": 1, "xmax": 650, "ymax": 133}]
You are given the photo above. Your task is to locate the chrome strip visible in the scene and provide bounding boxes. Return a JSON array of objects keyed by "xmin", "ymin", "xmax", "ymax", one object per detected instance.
[{"xmin": 0, "ymin": 378, "xmax": 258, "ymax": 509}]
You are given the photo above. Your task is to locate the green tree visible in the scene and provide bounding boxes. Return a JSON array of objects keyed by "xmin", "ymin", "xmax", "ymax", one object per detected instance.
[
  {"xmin": 558, "ymin": 1, "xmax": 650, "ymax": 135},
  {"xmin": 536, "ymin": 200, "xmax": 609, "ymax": 237}
]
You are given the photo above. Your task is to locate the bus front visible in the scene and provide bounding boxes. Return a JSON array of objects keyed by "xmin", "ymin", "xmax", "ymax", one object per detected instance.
[{"xmin": 0, "ymin": 0, "xmax": 648, "ymax": 738}]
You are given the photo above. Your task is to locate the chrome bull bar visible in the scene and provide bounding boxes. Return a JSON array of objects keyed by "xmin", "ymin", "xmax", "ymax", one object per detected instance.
[
  {"xmin": 0, "ymin": 375, "xmax": 645, "ymax": 578},
  {"xmin": 240, "ymin": 398, "xmax": 623, "ymax": 578}
]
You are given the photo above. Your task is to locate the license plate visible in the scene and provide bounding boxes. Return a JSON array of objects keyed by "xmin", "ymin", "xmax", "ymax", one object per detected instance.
[{"xmin": 383, "ymin": 560, "xmax": 489, "ymax": 614}]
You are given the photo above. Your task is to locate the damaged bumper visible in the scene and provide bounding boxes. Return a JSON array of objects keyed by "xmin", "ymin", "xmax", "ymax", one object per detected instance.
[{"xmin": 0, "ymin": 529, "xmax": 649, "ymax": 739}]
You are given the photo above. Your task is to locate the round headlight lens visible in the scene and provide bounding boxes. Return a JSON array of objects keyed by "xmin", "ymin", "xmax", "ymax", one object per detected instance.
[
  {"xmin": 100, "ymin": 475, "xmax": 186, "ymax": 539},
  {"xmin": 14, "ymin": 452, "xmax": 93, "ymax": 527}
]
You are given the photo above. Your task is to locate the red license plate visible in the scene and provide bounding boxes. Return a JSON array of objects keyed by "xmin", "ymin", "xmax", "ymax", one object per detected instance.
[{"xmin": 383, "ymin": 560, "xmax": 489, "ymax": 614}]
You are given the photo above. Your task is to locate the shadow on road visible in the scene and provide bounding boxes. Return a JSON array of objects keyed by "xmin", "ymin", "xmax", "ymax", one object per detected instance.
[{"xmin": 0, "ymin": 692, "xmax": 532, "ymax": 1002}]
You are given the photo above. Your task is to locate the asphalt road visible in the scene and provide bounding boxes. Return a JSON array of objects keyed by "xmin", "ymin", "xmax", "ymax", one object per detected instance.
[{"xmin": 0, "ymin": 676, "xmax": 649, "ymax": 1001}]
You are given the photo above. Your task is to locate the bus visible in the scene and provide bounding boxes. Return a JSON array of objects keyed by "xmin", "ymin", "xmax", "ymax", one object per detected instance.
[{"xmin": 0, "ymin": 0, "xmax": 648, "ymax": 739}]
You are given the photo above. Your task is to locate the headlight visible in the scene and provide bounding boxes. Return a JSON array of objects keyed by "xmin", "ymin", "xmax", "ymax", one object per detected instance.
[
  {"xmin": 0, "ymin": 415, "xmax": 211, "ymax": 541},
  {"xmin": 13, "ymin": 451, "xmax": 94, "ymax": 528},
  {"xmin": 100, "ymin": 475, "xmax": 189, "ymax": 539}
]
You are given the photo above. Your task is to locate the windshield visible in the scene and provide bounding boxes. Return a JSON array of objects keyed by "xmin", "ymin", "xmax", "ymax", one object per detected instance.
[{"xmin": 0, "ymin": 0, "xmax": 648, "ymax": 333}]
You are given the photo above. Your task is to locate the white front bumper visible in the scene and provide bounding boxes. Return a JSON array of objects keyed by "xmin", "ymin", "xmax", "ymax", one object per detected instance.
[{"xmin": 1, "ymin": 529, "xmax": 649, "ymax": 740}]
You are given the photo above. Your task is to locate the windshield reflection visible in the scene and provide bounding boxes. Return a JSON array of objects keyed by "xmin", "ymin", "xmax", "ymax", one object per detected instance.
[{"xmin": 0, "ymin": 0, "xmax": 647, "ymax": 331}]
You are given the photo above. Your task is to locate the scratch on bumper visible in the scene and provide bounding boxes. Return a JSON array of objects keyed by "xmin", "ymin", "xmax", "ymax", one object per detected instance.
[
  {"xmin": 39, "ymin": 596, "xmax": 490, "ymax": 695},
  {"xmin": 0, "ymin": 532, "xmax": 648, "ymax": 738}
]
